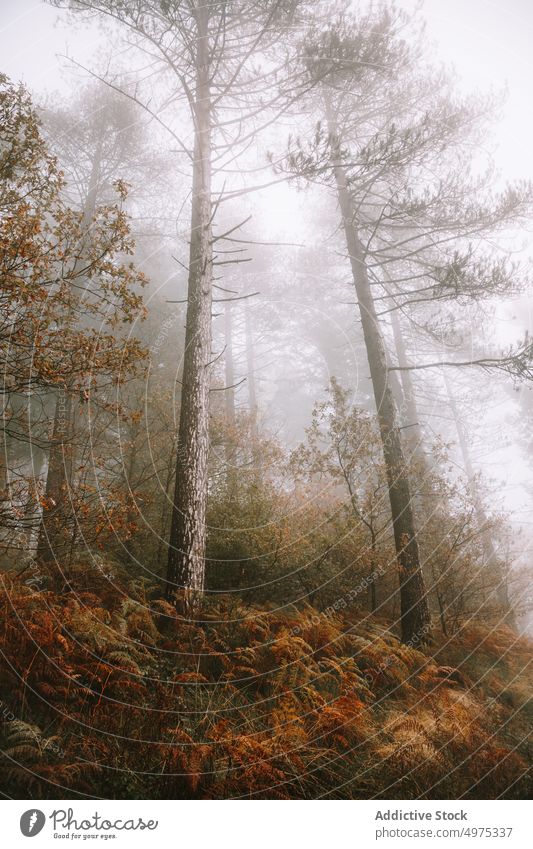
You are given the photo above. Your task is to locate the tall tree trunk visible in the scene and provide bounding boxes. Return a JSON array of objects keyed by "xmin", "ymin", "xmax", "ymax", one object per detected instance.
[
  {"xmin": 443, "ymin": 371, "xmax": 515, "ymax": 625},
  {"xmin": 36, "ymin": 124, "xmax": 105, "ymax": 565},
  {"xmin": 37, "ymin": 387, "xmax": 73, "ymax": 564},
  {"xmin": 166, "ymin": 10, "xmax": 213, "ymax": 609},
  {"xmin": 224, "ymin": 302, "xmax": 236, "ymax": 430},
  {"xmin": 386, "ymin": 347, "xmax": 408, "ymax": 426},
  {"xmin": 244, "ymin": 297, "xmax": 260, "ymax": 472},
  {"xmin": 326, "ymin": 108, "xmax": 430, "ymax": 644},
  {"xmin": 224, "ymin": 300, "xmax": 237, "ymax": 483},
  {"xmin": 390, "ymin": 309, "xmax": 425, "ymax": 460},
  {"xmin": 0, "ymin": 408, "xmax": 8, "ymax": 497},
  {"xmin": 389, "ymin": 309, "xmax": 431, "ymax": 530},
  {"xmin": 433, "ymin": 568, "xmax": 449, "ymax": 637},
  {"xmin": 369, "ymin": 527, "xmax": 377, "ymax": 613},
  {"xmin": 157, "ymin": 436, "xmax": 177, "ymax": 567}
]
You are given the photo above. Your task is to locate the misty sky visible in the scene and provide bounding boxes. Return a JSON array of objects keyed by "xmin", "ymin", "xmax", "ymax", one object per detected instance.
[{"xmin": 2, "ymin": 0, "xmax": 532, "ymax": 176}]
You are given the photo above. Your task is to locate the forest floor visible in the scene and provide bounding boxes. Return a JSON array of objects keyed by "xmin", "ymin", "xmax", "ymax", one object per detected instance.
[{"xmin": 0, "ymin": 570, "xmax": 531, "ymax": 799}]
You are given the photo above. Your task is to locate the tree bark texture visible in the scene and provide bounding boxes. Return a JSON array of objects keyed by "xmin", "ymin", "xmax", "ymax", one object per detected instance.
[{"xmin": 166, "ymin": 8, "xmax": 213, "ymax": 609}]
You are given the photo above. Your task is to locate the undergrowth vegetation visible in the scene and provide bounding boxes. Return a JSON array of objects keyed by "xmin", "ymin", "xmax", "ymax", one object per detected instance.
[{"xmin": 0, "ymin": 573, "xmax": 530, "ymax": 799}]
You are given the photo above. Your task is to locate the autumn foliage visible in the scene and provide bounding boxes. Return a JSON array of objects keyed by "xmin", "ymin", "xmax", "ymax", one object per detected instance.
[{"xmin": 0, "ymin": 571, "xmax": 530, "ymax": 799}]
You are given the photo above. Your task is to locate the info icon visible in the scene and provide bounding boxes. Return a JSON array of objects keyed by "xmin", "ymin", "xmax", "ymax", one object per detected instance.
[{"xmin": 20, "ymin": 810, "xmax": 46, "ymax": 837}]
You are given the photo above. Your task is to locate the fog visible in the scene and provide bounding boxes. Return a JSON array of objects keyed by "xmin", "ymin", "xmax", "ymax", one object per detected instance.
[{"xmin": 1, "ymin": 0, "xmax": 532, "ymax": 624}]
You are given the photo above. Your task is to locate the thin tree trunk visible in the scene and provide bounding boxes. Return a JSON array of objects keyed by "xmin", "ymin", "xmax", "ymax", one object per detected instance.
[
  {"xmin": 80, "ymin": 128, "xmax": 104, "ymax": 226},
  {"xmin": 244, "ymin": 297, "xmax": 260, "ymax": 472},
  {"xmin": 387, "ymin": 348, "xmax": 408, "ymax": 425},
  {"xmin": 435, "ymin": 580, "xmax": 448, "ymax": 637},
  {"xmin": 166, "ymin": 9, "xmax": 213, "ymax": 609},
  {"xmin": 326, "ymin": 106, "xmax": 430, "ymax": 644},
  {"xmin": 122, "ymin": 427, "xmax": 138, "ymax": 557},
  {"xmin": 36, "ymin": 126, "xmax": 105, "ymax": 565},
  {"xmin": 389, "ymin": 309, "xmax": 431, "ymax": 531},
  {"xmin": 0, "ymin": 410, "xmax": 7, "ymax": 497},
  {"xmin": 224, "ymin": 302, "xmax": 236, "ymax": 429},
  {"xmin": 37, "ymin": 387, "xmax": 73, "ymax": 563},
  {"xmin": 390, "ymin": 309, "xmax": 425, "ymax": 459},
  {"xmin": 157, "ymin": 436, "xmax": 177, "ymax": 567},
  {"xmin": 224, "ymin": 300, "xmax": 237, "ymax": 487},
  {"xmin": 369, "ymin": 527, "xmax": 377, "ymax": 613},
  {"xmin": 443, "ymin": 371, "xmax": 515, "ymax": 625}
]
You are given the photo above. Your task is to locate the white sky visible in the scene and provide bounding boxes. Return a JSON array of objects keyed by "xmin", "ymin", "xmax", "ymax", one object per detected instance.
[
  {"xmin": 412, "ymin": 0, "xmax": 533, "ymax": 182},
  {"xmin": 1, "ymin": 0, "xmax": 532, "ymax": 156},
  {"xmin": 1, "ymin": 0, "xmax": 532, "ymax": 189}
]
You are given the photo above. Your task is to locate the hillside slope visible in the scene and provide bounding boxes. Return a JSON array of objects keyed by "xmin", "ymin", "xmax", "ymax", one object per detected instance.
[{"xmin": 0, "ymin": 573, "xmax": 530, "ymax": 799}]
